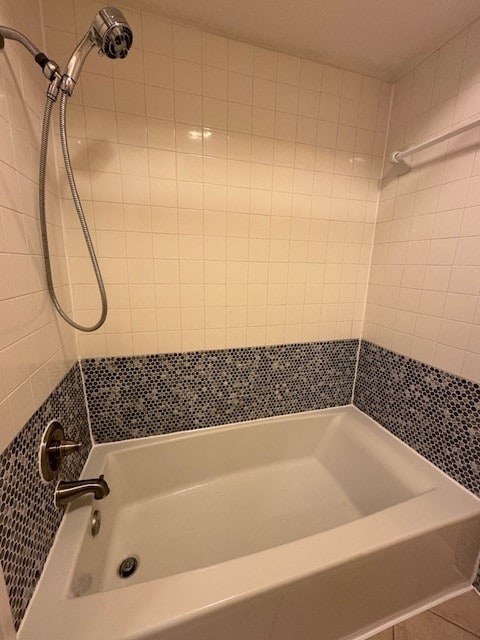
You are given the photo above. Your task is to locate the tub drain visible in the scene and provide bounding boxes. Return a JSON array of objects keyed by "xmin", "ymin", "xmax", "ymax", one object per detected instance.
[{"xmin": 118, "ymin": 556, "xmax": 138, "ymax": 578}]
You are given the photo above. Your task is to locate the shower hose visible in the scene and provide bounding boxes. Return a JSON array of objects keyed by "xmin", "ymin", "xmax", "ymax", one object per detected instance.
[{"xmin": 39, "ymin": 91, "xmax": 107, "ymax": 331}]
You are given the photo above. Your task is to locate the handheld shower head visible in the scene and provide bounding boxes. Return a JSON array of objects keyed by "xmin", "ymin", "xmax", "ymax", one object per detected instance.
[
  {"xmin": 62, "ymin": 6, "xmax": 133, "ymax": 95},
  {"xmin": 90, "ymin": 6, "xmax": 133, "ymax": 60}
]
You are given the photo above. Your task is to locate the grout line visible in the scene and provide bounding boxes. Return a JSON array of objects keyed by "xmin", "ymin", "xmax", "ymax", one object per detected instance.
[
  {"xmin": 350, "ymin": 81, "xmax": 395, "ymax": 404},
  {"xmin": 78, "ymin": 359, "xmax": 94, "ymax": 446},
  {"xmin": 425, "ymin": 32, "xmax": 468, "ymax": 378},
  {"xmin": 430, "ymin": 610, "xmax": 480, "ymax": 638},
  {"xmin": 62, "ymin": 0, "xmax": 94, "ymax": 446}
]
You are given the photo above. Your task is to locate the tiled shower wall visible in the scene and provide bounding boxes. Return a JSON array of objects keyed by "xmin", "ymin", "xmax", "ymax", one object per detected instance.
[
  {"xmin": 0, "ymin": 364, "xmax": 91, "ymax": 629},
  {"xmin": 363, "ymin": 19, "xmax": 480, "ymax": 386},
  {"xmin": 0, "ymin": 0, "xmax": 84, "ymax": 632},
  {"xmin": 0, "ymin": 0, "xmax": 77, "ymax": 455},
  {"xmin": 356, "ymin": 23, "xmax": 480, "ymax": 588},
  {"xmin": 43, "ymin": 0, "xmax": 390, "ymax": 358}
]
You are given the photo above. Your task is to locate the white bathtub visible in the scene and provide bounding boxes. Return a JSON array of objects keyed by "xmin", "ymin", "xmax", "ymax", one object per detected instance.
[{"xmin": 20, "ymin": 406, "xmax": 480, "ymax": 640}]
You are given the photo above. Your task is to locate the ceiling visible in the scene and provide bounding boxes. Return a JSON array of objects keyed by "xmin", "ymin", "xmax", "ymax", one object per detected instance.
[{"xmin": 133, "ymin": 0, "xmax": 480, "ymax": 80}]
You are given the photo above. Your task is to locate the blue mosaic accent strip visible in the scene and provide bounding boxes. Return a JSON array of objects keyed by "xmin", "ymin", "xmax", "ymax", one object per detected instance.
[
  {"xmin": 82, "ymin": 340, "xmax": 359, "ymax": 443},
  {"xmin": 353, "ymin": 340, "xmax": 480, "ymax": 588},
  {"xmin": 0, "ymin": 364, "xmax": 91, "ymax": 630}
]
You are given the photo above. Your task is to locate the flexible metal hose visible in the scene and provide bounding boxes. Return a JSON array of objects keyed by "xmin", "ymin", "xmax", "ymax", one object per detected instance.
[
  {"xmin": 39, "ymin": 92, "xmax": 107, "ymax": 331},
  {"xmin": 0, "ymin": 26, "xmax": 40, "ymax": 56}
]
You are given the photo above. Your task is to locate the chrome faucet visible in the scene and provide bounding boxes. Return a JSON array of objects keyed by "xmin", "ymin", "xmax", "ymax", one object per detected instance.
[{"xmin": 55, "ymin": 474, "xmax": 110, "ymax": 508}]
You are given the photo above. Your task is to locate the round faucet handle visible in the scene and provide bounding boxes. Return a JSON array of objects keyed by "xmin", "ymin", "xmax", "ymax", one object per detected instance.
[{"xmin": 40, "ymin": 421, "xmax": 83, "ymax": 482}]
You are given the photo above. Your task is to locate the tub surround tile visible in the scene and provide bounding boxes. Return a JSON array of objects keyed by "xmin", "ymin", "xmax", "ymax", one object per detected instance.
[
  {"xmin": 354, "ymin": 340, "xmax": 480, "ymax": 588},
  {"xmin": 354, "ymin": 341, "xmax": 479, "ymax": 496},
  {"xmin": 82, "ymin": 339, "xmax": 359, "ymax": 443},
  {"xmin": 63, "ymin": 8, "xmax": 385, "ymax": 358},
  {"xmin": 0, "ymin": 364, "xmax": 91, "ymax": 630}
]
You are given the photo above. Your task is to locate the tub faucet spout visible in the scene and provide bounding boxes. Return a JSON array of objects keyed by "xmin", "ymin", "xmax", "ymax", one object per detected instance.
[{"xmin": 55, "ymin": 475, "xmax": 110, "ymax": 508}]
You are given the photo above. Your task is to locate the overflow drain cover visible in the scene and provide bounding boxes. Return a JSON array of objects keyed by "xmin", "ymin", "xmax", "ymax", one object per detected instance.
[{"xmin": 118, "ymin": 556, "xmax": 138, "ymax": 578}]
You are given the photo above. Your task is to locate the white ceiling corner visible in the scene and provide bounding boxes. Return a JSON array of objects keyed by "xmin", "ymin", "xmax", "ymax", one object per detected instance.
[{"xmin": 128, "ymin": 0, "xmax": 480, "ymax": 80}]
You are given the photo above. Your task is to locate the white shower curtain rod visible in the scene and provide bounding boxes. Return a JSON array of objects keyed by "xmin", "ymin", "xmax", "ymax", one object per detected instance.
[{"xmin": 389, "ymin": 115, "xmax": 480, "ymax": 172}]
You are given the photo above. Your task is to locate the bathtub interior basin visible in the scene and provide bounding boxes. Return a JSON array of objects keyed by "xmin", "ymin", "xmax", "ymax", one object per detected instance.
[
  {"xmin": 19, "ymin": 406, "xmax": 480, "ymax": 640},
  {"xmin": 72, "ymin": 406, "xmax": 436, "ymax": 594}
]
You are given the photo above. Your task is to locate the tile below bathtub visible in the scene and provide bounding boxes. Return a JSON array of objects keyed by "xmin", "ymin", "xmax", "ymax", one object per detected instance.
[
  {"xmin": 395, "ymin": 610, "xmax": 479, "ymax": 640},
  {"xmin": 431, "ymin": 591, "xmax": 480, "ymax": 637}
]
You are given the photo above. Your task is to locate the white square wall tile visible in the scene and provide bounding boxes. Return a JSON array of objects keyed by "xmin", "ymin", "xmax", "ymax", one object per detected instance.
[
  {"xmin": 11, "ymin": 6, "xmax": 479, "ymax": 373},
  {"xmin": 173, "ymin": 25, "xmax": 202, "ymax": 62},
  {"xmin": 203, "ymin": 33, "xmax": 228, "ymax": 69}
]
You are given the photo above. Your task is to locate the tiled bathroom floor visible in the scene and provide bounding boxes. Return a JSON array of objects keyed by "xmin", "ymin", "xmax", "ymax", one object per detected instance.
[{"xmin": 372, "ymin": 591, "xmax": 480, "ymax": 639}]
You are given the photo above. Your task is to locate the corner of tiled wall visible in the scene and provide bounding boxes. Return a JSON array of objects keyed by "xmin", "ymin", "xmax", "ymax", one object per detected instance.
[
  {"xmin": 0, "ymin": 363, "xmax": 91, "ymax": 630},
  {"xmin": 0, "ymin": 0, "xmax": 89, "ymax": 631},
  {"xmin": 363, "ymin": 17, "xmax": 480, "ymax": 387},
  {"xmin": 356, "ymin": 16, "xmax": 480, "ymax": 587},
  {"xmin": 0, "ymin": 0, "xmax": 79, "ymax": 456}
]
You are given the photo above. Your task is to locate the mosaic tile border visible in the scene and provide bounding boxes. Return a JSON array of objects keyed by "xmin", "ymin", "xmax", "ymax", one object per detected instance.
[
  {"xmin": 353, "ymin": 340, "xmax": 480, "ymax": 588},
  {"xmin": 81, "ymin": 340, "xmax": 359, "ymax": 443},
  {"xmin": 0, "ymin": 364, "xmax": 91, "ymax": 630},
  {"xmin": 5, "ymin": 338, "xmax": 475, "ymax": 631}
]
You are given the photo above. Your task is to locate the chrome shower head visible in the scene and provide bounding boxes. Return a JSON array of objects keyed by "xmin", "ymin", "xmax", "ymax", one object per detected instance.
[
  {"xmin": 62, "ymin": 6, "xmax": 133, "ymax": 95},
  {"xmin": 90, "ymin": 6, "xmax": 133, "ymax": 60}
]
